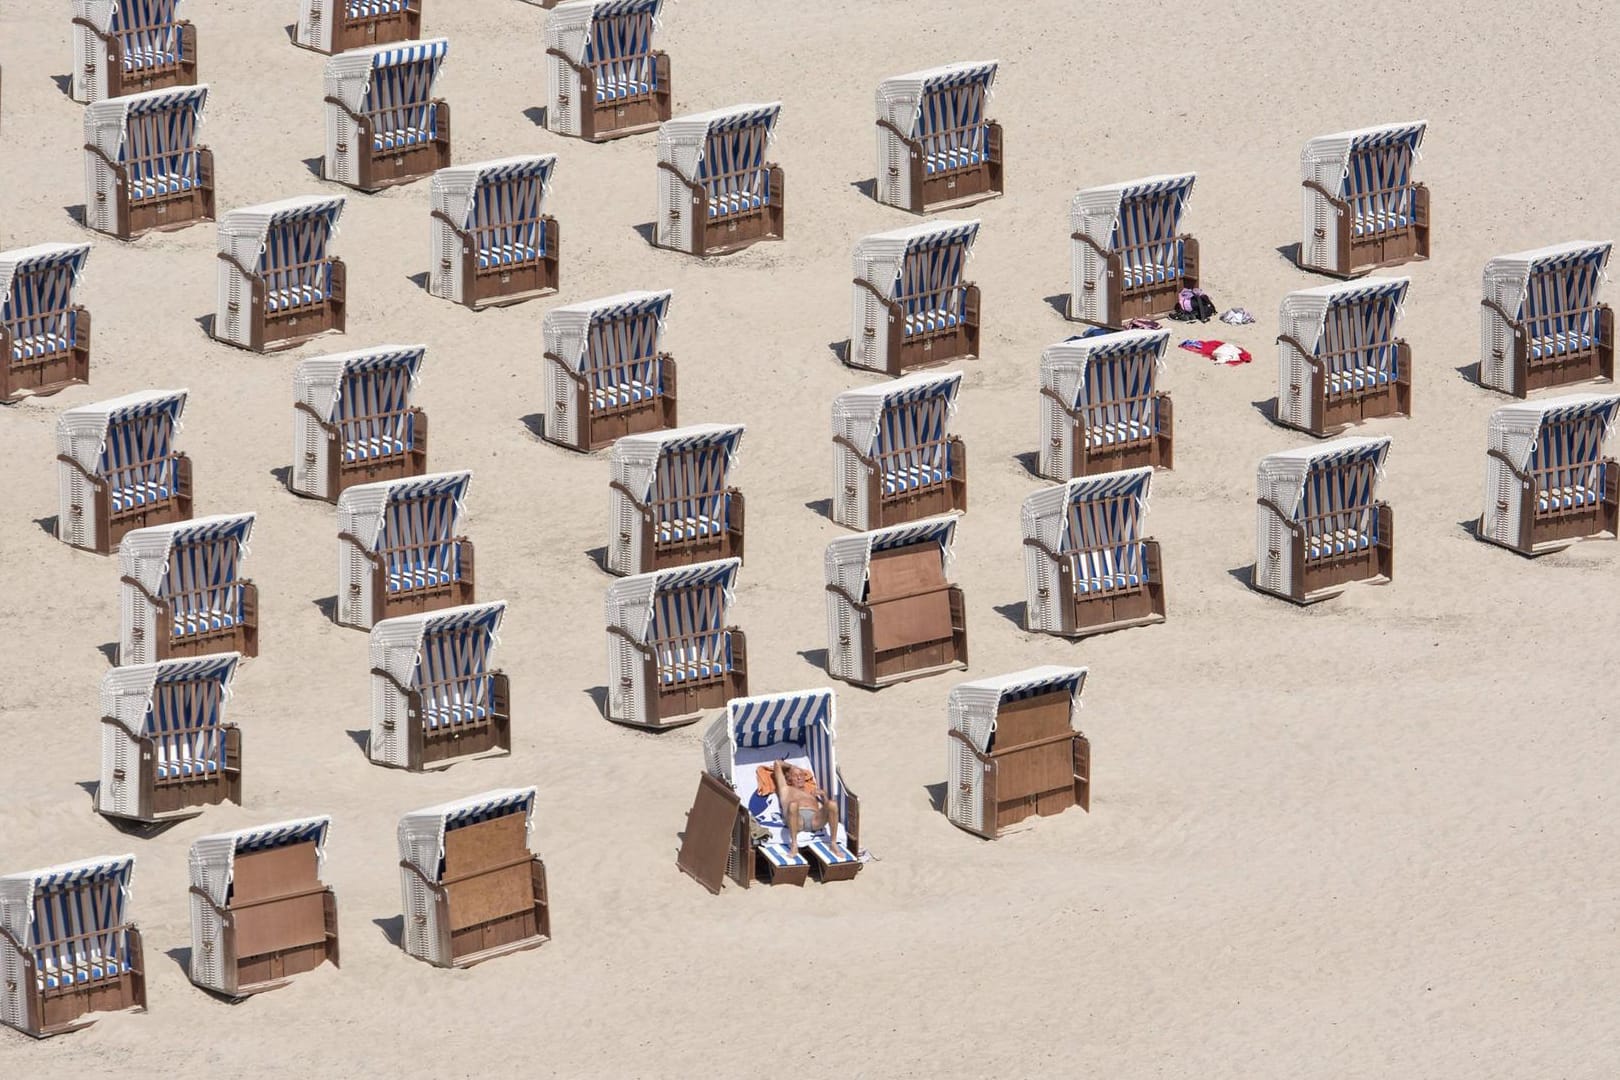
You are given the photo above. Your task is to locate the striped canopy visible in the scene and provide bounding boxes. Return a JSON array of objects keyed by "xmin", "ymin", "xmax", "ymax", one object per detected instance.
[
  {"xmin": 189, "ymin": 817, "xmax": 330, "ymax": 908},
  {"xmin": 948, "ymin": 665, "xmax": 1086, "ymax": 754},
  {"xmin": 294, "ymin": 344, "xmax": 425, "ymax": 425},
  {"xmin": 324, "ymin": 38, "xmax": 449, "ymax": 113},
  {"xmin": 1040, "ymin": 328, "xmax": 1169, "ymax": 415},
  {"xmin": 83, "ymin": 83, "xmax": 208, "ymax": 157},
  {"xmin": 611, "ymin": 423, "xmax": 744, "ymax": 505},
  {"xmin": 832, "ymin": 369, "xmax": 961, "ymax": 467},
  {"xmin": 605, "ymin": 555, "xmax": 739, "ymax": 647},
  {"xmin": 119, "ymin": 511, "xmax": 254, "ymax": 597},
  {"xmin": 0, "ymin": 854, "xmax": 136, "ymax": 979},
  {"xmin": 432, "ymin": 155, "xmax": 555, "ymax": 233},
  {"xmin": 543, "ymin": 289, "xmax": 671, "ymax": 372},
  {"xmin": 824, "ymin": 512, "xmax": 959, "ymax": 601},
  {"xmin": 1278, "ymin": 277, "xmax": 1409, "ymax": 354},
  {"xmin": 657, "ymin": 103, "xmax": 781, "ymax": 184},
  {"xmin": 1070, "ymin": 174, "xmax": 1195, "ymax": 243},
  {"xmin": 217, "ymin": 196, "xmax": 345, "ymax": 271},
  {"xmin": 1257, "ymin": 436, "xmax": 1391, "ymax": 522},
  {"xmin": 0, "ymin": 243, "xmax": 91, "ymax": 315},
  {"xmin": 1487, "ymin": 393, "xmax": 1620, "ymax": 474},
  {"xmin": 56, "ymin": 388, "xmax": 187, "ymax": 473},
  {"xmin": 875, "ymin": 61, "xmax": 997, "ymax": 138},
  {"xmin": 1483, "ymin": 242, "xmax": 1611, "ymax": 342},
  {"xmin": 1302, "ymin": 122, "xmax": 1427, "ymax": 192},
  {"xmin": 853, "ymin": 219, "xmax": 979, "ymax": 304},
  {"xmin": 398, "ymin": 787, "xmax": 538, "ymax": 881},
  {"xmin": 370, "ymin": 600, "xmax": 506, "ymax": 689},
  {"xmin": 101, "ymin": 653, "xmax": 239, "ymax": 725},
  {"xmin": 336, "ymin": 470, "xmax": 470, "ymax": 553}
]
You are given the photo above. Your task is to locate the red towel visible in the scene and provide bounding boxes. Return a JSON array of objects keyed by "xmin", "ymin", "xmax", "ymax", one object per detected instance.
[{"xmin": 1178, "ymin": 339, "xmax": 1252, "ymax": 365}]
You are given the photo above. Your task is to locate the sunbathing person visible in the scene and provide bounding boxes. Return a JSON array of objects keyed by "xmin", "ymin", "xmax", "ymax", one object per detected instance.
[{"xmin": 772, "ymin": 759, "xmax": 838, "ymax": 850}]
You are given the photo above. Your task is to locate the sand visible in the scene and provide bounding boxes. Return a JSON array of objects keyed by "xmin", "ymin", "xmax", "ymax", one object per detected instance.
[{"xmin": 3, "ymin": 1, "xmax": 1619, "ymax": 1076}]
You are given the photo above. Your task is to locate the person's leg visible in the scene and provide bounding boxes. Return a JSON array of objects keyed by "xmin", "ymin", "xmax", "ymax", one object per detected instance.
[{"xmin": 824, "ymin": 795, "xmax": 841, "ymax": 849}]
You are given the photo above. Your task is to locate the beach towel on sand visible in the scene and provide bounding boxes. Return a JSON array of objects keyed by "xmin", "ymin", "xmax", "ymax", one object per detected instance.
[{"xmin": 1178, "ymin": 339, "xmax": 1252, "ymax": 365}]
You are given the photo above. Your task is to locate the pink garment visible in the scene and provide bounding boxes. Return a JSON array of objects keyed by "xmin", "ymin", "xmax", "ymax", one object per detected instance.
[{"xmin": 1178, "ymin": 339, "xmax": 1252, "ymax": 366}]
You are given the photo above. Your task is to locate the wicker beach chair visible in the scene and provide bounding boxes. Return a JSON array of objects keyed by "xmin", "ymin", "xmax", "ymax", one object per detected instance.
[
  {"xmin": 1038, "ymin": 328, "xmax": 1173, "ymax": 480},
  {"xmin": 874, "ymin": 61, "xmax": 1001, "ymax": 214},
  {"xmin": 655, "ymin": 103, "xmax": 783, "ymax": 256},
  {"xmin": 297, "ymin": 0, "xmax": 421, "ymax": 55},
  {"xmin": 1299, "ymin": 122, "xmax": 1429, "ymax": 278},
  {"xmin": 369, "ymin": 601, "xmax": 511, "ymax": 771},
  {"xmin": 292, "ymin": 346, "xmax": 427, "ymax": 501},
  {"xmin": 848, "ymin": 219, "xmax": 980, "ymax": 376},
  {"xmin": 83, "ymin": 85, "xmax": 214, "ymax": 240},
  {"xmin": 1069, "ymin": 174, "xmax": 1198, "ymax": 328},
  {"xmin": 56, "ymin": 389, "xmax": 192, "ymax": 555},
  {"xmin": 1478, "ymin": 394, "xmax": 1620, "ymax": 555},
  {"xmin": 832, "ymin": 370, "xmax": 965, "ymax": 530},
  {"xmin": 0, "ymin": 243, "xmax": 92, "ymax": 402},
  {"xmin": 72, "ymin": 0, "xmax": 197, "ymax": 103},
  {"xmin": 429, "ymin": 156, "xmax": 559, "ymax": 309},
  {"xmin": 543, "ymin": 289, "xmax": 675, "ymax": 452},
  {"xmin": 607, "ymin": 423, "xmax": 744, "ymax": 575},
  {"xmin": 335, "ymin": 470, "xmax": 473, "ymax": 630},
  {"xmin": 119, "ymin": 513, "xmax": 257, "ymax": 665},
  {"xmin": 212, "ymin": 195, "xmax": 347, "ymax": 352},
  {"xmin": 1479, "ymin": 242, "xmax": 1614, "ymax": 397},
  {"xmin": 545, "ymin": 0, "xmax": 670, "ymax": 142},
  {"xmin": 324, "ymin": 40, "xmax": 450, "ymax": 192},
  {"xmin": 1253, "ymin": 436, "xmax": 1393, "ymax": 603},
  {"xmin": 1276, "ymin": 277, "xmax": 1411, "ymax": 437}
]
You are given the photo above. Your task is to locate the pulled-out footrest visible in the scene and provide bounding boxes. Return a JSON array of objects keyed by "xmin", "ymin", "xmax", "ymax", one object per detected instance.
[
  {"xmin": 755, "ymin": 842, "xmax": 808, "ymax": 887},
  {"xmin": 804, "ymin": 837, "xmax": 861, "ymax": 883}
]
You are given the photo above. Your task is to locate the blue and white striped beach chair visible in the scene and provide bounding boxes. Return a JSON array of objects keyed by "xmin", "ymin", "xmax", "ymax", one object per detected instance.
[
  {"xmin": 1254, "ymin": 437, "xmax": 1393, "ymax": 603},
  {"xmin": 336, "ymin": 469, "xmax": 472, "ymax": 629},
  {"xmin": 188, "ymin": 817, "xmax": 338, "ymax": 998},
  {"xmin": 83, "ymin": 84, "xmax": 213, "ymax": 240},
  {"xmin": 678, "ymin": 688, "xmax": 863, "ymax": 891},
  {"xmin": 824, "ymin": 513, "xmax": 967, "ymax": 688},
  {"xmin": 1480, "ymin": 394, "xmax": 1620, "ymax": 555},
  {"xmin": 850, "ymin": 218, "xmax": 980, "ymax": 375},
  {"xmin": 875, "ymin": 61, "xmax": 1000, "ymax": 214},
  {"xmin": 1039, "ymin": 328, "xmax": 1173, "ymax": 480},
  {"xmin": 0, "ymin": 854, "xmax": 145, "ymax": 1037},
  {"xmin": 213, "ymin": 195, "xmax": 347, "ymax": 352},
  {"xmin": 545, "ymin": 0, "xmax": 670, "ymax": 141},
  {"xmin": 429, "ymin": 155, "xmax": 559, "ymax": 308},
  {"xmin": 1022, "ymin": 468, "xmax": 1166, "ymax": 636},
  {"xmin": 398, "ymin": 788, "xmax": 550, "ymax": 967},
  {"xmin": 608, "ymin": 423, "xmax": 745, "ymax": 575},
  {"xmin": 1070, "ymin": 174, "xmax": 1198, "ymax": 327},
  {"xmin": 0, "ymin": 243, "xmax": 92, "ymax": 401},
  {"xmin": 324, "ymin": 39, "xmax": 449, "ymax": 192},
  {"xmin": 1300, "ymin": 122, "xmax": 1429, "ymax": 278},
  {"xmin": 832, "ymin": 370, "xmax": 965, "ymax": 530},
  {"xmin": 1480, "ymin": 242, "xmax": 1614, "ymax": 397},
  {"xmin": 293, "ymin": 345, "xmax": 427, "ymax": 500},
  {"xmin": 298, "ymin": 0, "xmax": 421, "ymax": 55},
  {"xmin": 71, "ymin": 0, "xmax": 196, "ymax": 103},
  {"xmin": 543, "ymin": 289, "xmax": 676, "ymax": 452},
  {"xmin": 1277, "ymin": 277, "xmax": 1411, "ymax": 436},
  {"xmin": 605, "ymin": 557, "xmax": 745, "ymax": 729},
  {"xmin": 119, "ymin": 513, "xmax": 257, "ymax": 665},
  {"xmin": 56, "ymin": 388, "xmax": 192, "ymax": 554},
  {"xmin": 369, "ymin": 601, "xmax": 510, "ymax": 770},
  {"xmin": 656, "ymin": 103, "xmax": 783, "ymax": 256}
]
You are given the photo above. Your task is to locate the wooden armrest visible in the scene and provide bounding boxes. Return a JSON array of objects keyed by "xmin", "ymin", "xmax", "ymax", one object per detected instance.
[
  {"xmin": 656, "ymin": 159, "xmax": 702, "ymax": 196},
  {"xmin": 824, "ymin": 583, "xmax": 868, "ymax": 612},
  {"xmin": 370, "ymin": 666, "xmax": 416, "ymax": 697},
  {"xmin": 544, "ymin": 46, "xmax": 589, "ymax": 79},
  {"xmin": 70, "ymin": 16, "xmax": 113, "ymax": 43},
  {"xmin": 293, "ymin": 400, "xmax": 339, "ymax": 433},
  {"xmin": 542, "ymin": 351, "xmax": 589, "ymax": 387},
  {"xmin": 1256, "ymin": 496, "xmax": 1306, "ymax": 535},
  {"xmin": 118, "ymin": 574, "xmax": 165, "ymax": 607},
  {"xmin": 100, "ymin": 714, "xmax": 148, "ymax": 741},
  {"xmin": 606, "ymin": 623, "xmax": 655, "ymax": 657},
  {"xmin": 323, "ymin": 95, "xmax": 365, "ymax": 124},
  {"xmin": 429, "ymin": 208, "xmax": 473, "ymax": 247},
  {"xmin": 1038, "ymin": 385, "xmax": 1082, "ymax": 418},
  {"xmin": 83, "ymin": 142, "xmax": 123, "ymax": 173},
  {"xmin": 608, "ymin": 480, "xmax": 651, "ymax": 514},
  {"xmin": 187, "ymin": 884, "xmax": 230, "ymax": 920},
  {"xmin": 1480, "ymin": 297, "xmax": 1524, "ymax": 329},
  {"xmin": 947, "ymin": 727, "xmax": 992, "ymax": 764},
  {"xmin": 1021, "ymin": 536, "xmax": 1064, "ymax": 559},
  {"xmin": 1301, "ymin": 179, "xmax": 1348, "ymax": 212},
  {"xmin": 1069, "ymin": 231, "xmax": 1111, "ymax": 258},
  {"xmin": 398, "ymin": 859, "xmax": 448, "ymax": 899},
  {"xmin": 852, "ymin": 276, "xmax": 897, "ymax": 309},
  {"xmin": 1485, "ymin": 447, "xmax": 1531, "ymax": 484},
  {"xmin": 336, "ymin": 531, "xmax": 385, "ymax": 566},
  {"xmin": 875, "ymin": 117, "xmax": 920, "ymax": 152},
  {"xmin": 1277, "ymin": 333, "xmax": 1326, "ymax": 373},
  {"xmin": 832, "ymin": 434, "xmax": 877, "ymax": 468},
  {"xmin": 55, "ymin": 453, "xmax": 106, "ymax": 487}
]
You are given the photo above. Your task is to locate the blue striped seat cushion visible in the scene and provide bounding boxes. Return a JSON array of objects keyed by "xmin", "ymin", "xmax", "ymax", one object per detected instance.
[
  {"xmin": 372, "ymin": 126, "xmax": 433, "ymax": 152},
  {"xmin": 805, "ymin": 837, "xmax": 857, "ymax": 866},
  {"xmin": 659, "ymin": 658, "xmax": 726, "ymax": 685},
  {"xmin": 1307, "ymin": 529, "xmax": 1372, "ymax": 560},
  {"xmin": 882, "ymin": 464, "xmax": 945, "ymax": 496},
  {"xmin": 386, "ymin": 564, "xmax": 456, "ymax": 592},
  {"xmin": 39, "ymin": 959, "xmax": 131, "ymax": 990},
  {"xmin": 343, "ymin": 436, "xmax": 406, "ymax": 463},
  {"xmin": 902, "ymin": 308, "xmax": 961, "ymax": 336},
  {"xmin": 592, "ymin": 380, "xmax": 657, "ymax": 410},
  {"xmin": 1351, "ymin": 212, "xmax": 1410, "ymax": 237},
  {"xmin": 1076, "ymin": 572, "xmax": 1143, "ymax": 595},
  {"xmin": 1085, "ymin": 419, "xmax": 1153, "ymax": 448},
  {"xmin": 595, "ymin": 78, "xmax": 653, "ymax": 103},
  {"xmin": 1121, "ymin": 261, "xmax": 1181, "ymax": 288},
  {"xmin": 110, "ymin": 481, "xmax": 172, "ymax": 512},
  {"xmin": 924, "ymin": 148, "xmax": 985, "ymax": 175},
  {"xmin": 128, "ymin": 172, "xmax": 195, "ymax": 201},
  {"xmin": 1530, "ymin": 331, "xmax": 1595, "ymax": 359},
  {"xmin": 172, "ymin": 609, "xmax": 237, "ymax": 637},
  {"xmin": 156, "ymin": 757, "xmax": 219, "ymax": 780},
  {"xmin": 706, "ymin": 192, "xmax": 766, "ymax": 219},
  {"xmin": 475, "ymin": 243, "xmax": 541, "ymax": 270},
  {"xmin": 10, "ymin": 332, "xmax": 72, "ymax": 360},
  {"xmin": 423, "ymin": 701, "xmax": 490, "ymax": 730},
  {"xmin": 347, "ymin": 0, "xmax": 408, "ymax": 16},
  {"xmin": 1326, "ymin": 366, "xmax": 1395, "ymax": 394},
  {"xmin": 266, "ymin": 284, "xmax": 326, "ymax": 313},
  {"xmin": 121, "ymin": 48, "xmax": 179, "ymax": 71},
  {"xmin": 655, "ymin": 514, "xmax": 723, "ymax": 544},
  {"xmin": 758, "ymin": 842, "xmax": 807, "ymax": 869},
  {"xmin": 1537, "ymin": 485, "xmax": 1600, "ymax": 513}
]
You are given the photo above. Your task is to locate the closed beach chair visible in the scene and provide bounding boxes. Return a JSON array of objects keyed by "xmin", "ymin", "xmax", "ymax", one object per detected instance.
[
  {"xmin": 608, "ymin": 423, "xmax": 744, "ymax": 575},
  {"xmin": 429, "ymin": 155, "xmax": 559, "ymax": 309},
  {"xmin": 824, "ymin": 512, "xmax": 967, "ymax": 688},
  {"xmin": 604, "ymin": 557, "xmax": 746, "ymax": 730},
  {"xmin": 1299, "ymin": 121, "xmax": 1429, "ymax": 278},
  {"xmin": 187, "ymin": 818, "xmax": 339, "ymax": 999},
  {"xmin": 292, "ymin": 345, "xmax": 427, "ymax": 501},
  {"xmin": 56, "ymin": 389, "xmax": 192, "ymax": 555},
  {"xmin": 542, "ymin": 289, "xmax": 676, "ymax": 452},
  {"xmin": 71, "ymin": 0, "xmax": 196, "ymax": 103},
  {"xmin": 655, "ymin": 103, "xmax": 783, "ymax": 257},
  {"xmin": 1478, "ymin": 393, "xmax": 1620, "ymax": 555},
  {"xmin": 545, "ymin": 0, "xmax": 670, "ymax": 142},
  {"xmin": 1038, "ymin": 328, "xmax": 1173, "ymax": 480},
  {"xmin": 323, "ymin": 39, "xmax": 450, "ymax": 192},
  {"xmin": 335, "ymin": 470, "xmax": 473, "ymax": 629},
  {"xmin": 398, "ymin": 788, "xmax": 550, "ymax": 968},
  {"xmin": 1069, "ymin": 173, "xmax": 1198, "ymax": 327},
  {"xmin": 97, "ymin": 653, "xmax": 242, "ymax": 824},
  {"xmin": 0, "ymin": 855, "xmax": 146, "ymax": 1038},
  {"xmin": 0, "ymin": 243, "xmax": 92, "ymax": 402},
  {"xmin": 213, "ymin": 195, "xmax": 347, "ymax": 353},
  {"xmin": 119, "ymin": 513, "xmax": 258, "ymax": 665},
  {"xmin": 1479, "ymin": 242, "xmax": 1614, "ymax": 397},
  {"xmin": 1253, "ymin": 436, "xmax": 1393, "ymax": 603},
  {"xmin": 297, "ymin": 0, "xmax": 421, "ymax": 55},
  {"xmin": 369, "ymin": 601, "xmax": 511, "ymax": 770},
  {"xmin": 832, "ymin": 370, "xmax": 966, "ymax": 530},
  {"xmin": 83, "ymin": 84, "xmax": 214, "ymax": 240},
  {"xmin": 946, "ymin": 666, "xmax": 1091, "ymax": 840},
  {"xmin": 875, "ymin": 61, "xmax": 1001, "ymax": 214},
  {"xmin": 848, "ymin": 219, "xmax": 980, "ymax": 376},
  {"xmin": 1022, "ymin": 468, "xmax": 1166, "ymax": 637},
  {"xmin": 677, "ymin": 688, "xmax": 862, "ymax": 891},
  {"xmin": 1276, "ymin": 277, "xmax": 1411, "ymax": 436}
]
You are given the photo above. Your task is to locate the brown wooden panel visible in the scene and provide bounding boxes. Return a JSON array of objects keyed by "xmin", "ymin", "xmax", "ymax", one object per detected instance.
[
  {"xmin": 443, "ymin": 813, "xmax": 528, "ymax": 880},
  {"xmin": 871, "ymin": 590, "xmax": 952, "ymax": 652},
  {"xmin": 867, "ymin": 546, "xmax": 946, "ymax": 600},
  {"xmin": 992, "ymin": 690, "xmax": 1072, "ymax": 750},
  {"xmin": 993, "ymin": 742, "xmax": 1074, "ymax": 802},
  {"xmin": 232, "ymin": 892, "xmax": 327, "ymax": 958},
  {"xmin": 231, "ymin": 842, "xmax": 320, "ymax": 904},
  {"xmin": 677, "ymin": 772, "xmax": 744, "ymax": 894},
  {"xmin": 446, "ymin": 863, "xmax": 533, "ymax": 932}
]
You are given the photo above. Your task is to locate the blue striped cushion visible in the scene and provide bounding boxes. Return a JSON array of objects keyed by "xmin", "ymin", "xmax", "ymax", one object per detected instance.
[
  {"xmin": 655, "ymin": 515, "xmax": 723, "ymax": 543},
  {"xmin": 902, "ymin": 308, "xmax": 961, "ymax": 336},
  {"xmin": 1076, "ymin": 573, "xmax": 1143, "ymax": 595},
  {"xmin": 758, "ymin": 842, "xmax": 807, "ymax": 869},
  {"xmin": 372, "ymin": 126, "xmax": 433, "ymax": 152},
  {"xmin": 121, "ymin": 48, "xmax": 179, "ymax": 72},
  {"xmin": 705, "ymin": 192, "xmax": 766, "ymax": 219},
  {"xmin": 40, "ymin": 959, "xmax": 130, "ymax": 990},
  {"xmin": 1326, "ymin": 366, "xmax": 1395, "ymax": 394},
  {"xmin": 423, "ymin": 701, "xmax": 490, "ymax": 731},
  {"xmin": 128, "ymin": 173, "xmax": 195, "ymax": 201},
  {"xmin": 1085, "ymin": 419, "xmax": 1153, "ymax": 448},
  {"xmin": 10, "ymin": 332, "xmax": 71, "ymax": 360},
  {"xmin": 475, "ymin": 244, "xmax": 541, "ymax": 270},
  {"xmin": 110, "ymin": 482, "xmax": 172, "ymax": 512},
  {"xmin": 386, "ymin": 564, "xmax": 455, "ymax": 592},
  {"xmin": 805, "ymin": 837, "xmax": 857, "ymax": 866},
  {"xmin": 923, "ymin": 148, "xmax": 985, "ymax": 175},
  {"xmin": 882, "ymin": 465, "xmax": 945, "ymax": 496},
  {"xmin": 266, "ymin": 285, "xmax": 326, "ymax": 313},
  {"xmin": 1537, "ymin": 485, "xmax": 1600, "ymax": 513},
  {"xmin": 1351, "ymin": 212, "xmax": 1410, "ymax": 237},
  {"xmin": 592, "ymin": 380, "xmax": 657, "ymax": 410},
  {"xmin": 1530, "ymin": 332, "xmax": 1595, "ymax": 360},
  {"xmin": 1307, "ymin": 530, "xmax": 1372, "ymax": 560},
  {"xmin": 595, "ymin": 78, "xmax": 652, "ymax": 103},
  {"xmin": 346, "ymin": 0, "xmax": 408, "ymax": 16},
  {"xmin": 172, "ymin": 609, "xmax": 238, "ymax": 637},
  {"xmin": 156, "ymin": 757, "xmax": 219, "ymax": 779},
  {"xmin": 343, "ymin": 436, "xmax": 405, "ymax": 463},
  {"xmin": 1120, "ymin": 261, "xmax": 1180, "ymax": 288},
  {"xmin": 659, "ymin": 659, "xmax": 725, "ymax": 686}
]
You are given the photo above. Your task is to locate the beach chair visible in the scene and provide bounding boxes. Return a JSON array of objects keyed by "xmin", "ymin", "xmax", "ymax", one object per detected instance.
[
  {"xmin": 832, "ymin": 370, "xmax": 966, "ymax": 530},
  {"xmin": 824, "ymin": 513, "xmax": 967, "ymax": 688},
  {"xmin": 71, "ymin": 0, "xmax": 197, "ymax": 103},
  {"xmin": 1038, "ymin": 328, "xmax": 1173, "ymax": 480},
  {"xmin": 335, "ymin": 470, "xmax": 473, "ymax": 630},
  {"xmin": 875, "ymin": 61, "xmax": 1001, "ymax": 214},
  {"xmin": 604, "ymin": 557, "xmax": 745, "ymax": 730},
  {"xmin": 369, "ymin": 601, "xmax": 511, "ymax": 770},
  {"xmin": 1253, "ymin": 436, "xmax": 1393, "ymax": 604},
  {"xmin": 398, "ymin": 788, "xmax": 550, "ymax": 968},
  {"xmin": 1276, "ymin": 277, "xmax": 1412, "ymax": 437},
  {"xmin": 1300, "ymin": 122, "xmax": 1429, "ymax": 278},
  {"xmin": 0, "ymin": 855, "xmax": 145, "ymax": 1038},
  {"xmin": 292, "ymin": 346, "xmax": 427, "ymax": 501},
  {"xmin": 1022, "ymin": 468, "xmax": 1166, "ymax": 637},
  {"xmin": 1479, "ymin": 242, "xmax": 1614, "ymax": 397},
  {"xmin": 543, "ymin": 289, "xmax": 676, "ymax": 452},
  {"xmin": 429, "ymin": 156, "xmax": 559, "ymax": 309},
  {"xmin": 212, "ymin": 195, "xmax": 347, "ymax": 353},
  {"xmin": 323, "ymin": 40, "xmax": 450, "ymax": 192},
  {"xmin": 83, "ymin": 85, "xmax": 214, "ymax": 240},
  {"xmin": 655, "ymin": 103, "xmax": 783, "ymax": 256},
  {"xmin": 946, "ymin": 666, "xmax": 1091, "ymax": 840},
  {"xmin": 96, "ymin": 653, "xmax": 242, "ymax": 824},
  {"xmin": 545, "ymin": 0, "xmax": 670, "ymax": 142},
  {"xmin": 0, "ymin": 243, "xmax": 92, "ymax": 402},
  {"xmin": 849, "ymin": 219, "xmax": 980, "ymax": 376},
  {"xmin": 677, "ymin": 688, "xmax": 862, "ymax": 891},
  {"xmin": 608, "ymin": 423, "xmax": 744, "ymax": 575},
  {"xmin": 56, "ymin": 389, "xmax": 192, "ymax": 555},
  {"xmin": 119, "ymin": 513, "xmax": 258, "ymax": 665},
  {"xmin": 297, "ymin": 0, "xmax": 421, "ymax": 55},
  {"xmin": 1478, "ymin": 394, "xmax": 1620, "ymax": 555},
  {"xmin": 187, "ymin": 818, "xmax": 339, "ymax": 999},
  {"xmin": 1069, "ymin": 174, "xmax": 1198, "ymax": 328}
]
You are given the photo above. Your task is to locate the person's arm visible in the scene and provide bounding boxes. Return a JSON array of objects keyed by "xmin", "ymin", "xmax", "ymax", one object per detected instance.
[{"xmin": 773, "ymin": 759, "xmax": 790, "ymax": 801}]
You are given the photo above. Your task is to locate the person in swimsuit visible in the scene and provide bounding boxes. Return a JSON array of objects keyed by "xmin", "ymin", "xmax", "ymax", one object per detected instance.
[{"xmin": 773, "ymin": 759, "xmax": 838, "ymax": 851}]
